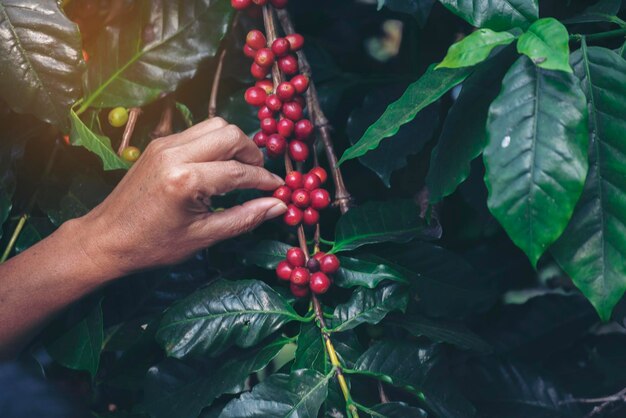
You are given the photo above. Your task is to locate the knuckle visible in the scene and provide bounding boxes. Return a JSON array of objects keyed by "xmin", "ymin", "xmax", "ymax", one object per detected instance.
[
  {"xmin": 226, "ymin": 160, "xmax": 248, "ymax": 180},
  {"xmin": 162, "ymin": 167, "xmax": 195, "ymax": 194},
  {"xmin": 211, "ymin": 116, "xmax": 228, "ymax": 127}
]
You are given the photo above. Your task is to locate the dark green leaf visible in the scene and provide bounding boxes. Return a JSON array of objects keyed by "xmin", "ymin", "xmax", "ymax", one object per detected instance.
[
  {"xmin": 80, "ymin": 0, "xmax": 232, "ymax": 110},
  {"xmin": 366, "ymin": 402, "xmax": 427, "ymax": 418},
  {"xmin": 551, "ymin": 46, "xmax": 626, "ymax": 321},
  {"xmin": 427, "ymin": 45, "xmax": 517, "ymax": 202},
  {"xmin": 437, "ymin": 29, "xmax": 516, "ymax": 69},
  {"xmin": 46, "ymin": 300, "xmax": 103, "ymax": 378},
  {"xmin": 330, "ymin": 283, "xmax": 408, "ymax": 332},
  {"xmin": 339, "ymin": 66, "xmax": 471, "ymax": 164},
  {"xmin": 15, "ymin": 216, "xmax": 55, "ymax": 253},
  {"xmin": 346, "ymin": 85, "xmax": 439, "ymax": 187},
  {"xmin": 219, "ymin": 369, "xmax": 330, "ymax": 418},
  {"xmin": 0, "ymin": 0, "xmax": 83, "ymax": 129},
  {"xmin": 517, "ymin": 18, "xmax": 572, "ymax": 73},
  {"xmin": 438, "ymin": 0, "xmax": 538, "ymax": 31},
  {"xmin": 176, "ymin": 102, "xmax": 194, "ymax": 127},
  {"xmin": 563, "ymin": 0, "xmax": 625, "ymax": 26},
  {"xmin": 292, "ymin": 323, "xmax": 327, "ymax": 373},
  {"xmin": 144, "ymin": 337, "xmax": 290, "ymax": 418},
  {"xmin": 335, "ymin": 254, "xmax": 409, "ymax": 289},
  {"xmin": 483, "ymin": 56, "xmax": 589, "ymax": 267},
  {"xmin": 241, "ymin": 240, "xmax": 291, "ymax": 270},
  {"xmin": 218, "ymin": 89, "xmax": 260, "ymax": 135},
  {"xmin": 381, "ymin": 242, "xmax": 499, "ymax": 318},
  {"xmin": 156, "ymin": 279, "xmax": 303, "ymax": 358},
  {"xmin": 332, "ymin": 200, "xmax": 439, "ymax": 253},
  {"xmin": 69, "ymin": 110, "xmax": 130, "ymax": 171},
  {"xmin": 350, "ymin": 340, "xmax": 439, "ymax": 392},
  {"xmin": 388, "ymin": 314, "xmax": 492, "ymax": 353},
  {"xmin": 378, "ymin": 0, "xmax": 436, "ymax": 27}
]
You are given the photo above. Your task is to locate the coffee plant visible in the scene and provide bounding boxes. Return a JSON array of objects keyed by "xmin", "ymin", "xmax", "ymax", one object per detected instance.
[{"xmin": 2, "ymin": 0, "xmax": 626, "ymax": 417}]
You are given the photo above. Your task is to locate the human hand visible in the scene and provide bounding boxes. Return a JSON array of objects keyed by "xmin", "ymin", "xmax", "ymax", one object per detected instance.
[{"xmin": 75, "ymin": 118, "xmax": 286, "ymax": 279}]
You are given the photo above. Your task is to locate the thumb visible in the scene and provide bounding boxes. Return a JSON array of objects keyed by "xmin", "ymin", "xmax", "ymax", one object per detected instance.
[{"xmin": 204, "ymin": 197, "xmax": 287, "ymax": 242}]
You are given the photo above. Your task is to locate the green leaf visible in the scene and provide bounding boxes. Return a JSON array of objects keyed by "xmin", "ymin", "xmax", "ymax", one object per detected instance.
[
  {"xmin": 0, "ymin": 0, "xmax": 83, "ymax": 129},
  {"xmin": 69, "ymin": 110, "xmax": 130, "ymax": 171},
  {"xmin": 218, "ymin": 89, "xmax": 261, "ymax": 135},
  {"xmin": 176, "ymin": 102, "xmax": 194, "ymax": 127},
  {"xmin": 346, "ymin": 86, "xmax": 440, "ymax": 187},
  {"xmin": 437, "ymin": 29, "xmax": 516, "ymax": 69},
  {"xmin": 483, "ymin": 56, "xmax": 589, "ymax": 267},
  {"xmin": 339, "ymin": 66, "xmax": 471, "ymax": 164},
  {"xmin": 366, "ymin": 403, "xmax": 427, "ymax": 418},
  {"xmin": 438, "ymin": 0, "xmax": 538, "ymax": 31},
  {"xmin": 156, "ymin": 279, "xmax": 303, "ymax": 358},
  {"xmin": 517, "ymin": 18, "xmax": 573, "ymax": 73},
  {"xmin": 330, "ymin": 283, "xmax": 408, "ymax": 332},
  {"xmin": 427, "ymin": 45, "xmax": 517, "ymax": 202},
  {"xmin": 80, "ymin": 0, "xmax": 232, "ymax": 110},
  {"xmin": 332, "ymin": 200, "xmax": 439, "ymax": 253},
  {"xmin": 551, "ymin": 46, "xmax": 626, "ymax": 321},
  {"xmin": 350, "ymin": 340, "xmax": 439, "ymax": 392},
  {"xmin": 388, "ymin": 314, "xmax": 492, "ymax": 353},
  {"xmin": 563, "ymin": 0, "xmax": 625, "ymax": 26},
  {"xmin": 219, "ymin": 369, "xmax": 331, "ymax": 418},
  {"xmin": 335, "ymin": 254, "xmax": 409, "ymax": 288},
  {"xmin": 144, "ymin": 337, "xmax": 290, "ymax": 418},
  {"xmin": 47, "ymin": 300, "xmax": 103, "ymax": 378},
  {"xmin": 241, "ymin": 240, "xmax": 291, "ymax": 270}
]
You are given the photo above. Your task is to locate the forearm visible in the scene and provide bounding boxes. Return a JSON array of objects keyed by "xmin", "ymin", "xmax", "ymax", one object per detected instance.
[{"xmin": 0, "ymin": 217, "xmax": 116, "ymax": 359}]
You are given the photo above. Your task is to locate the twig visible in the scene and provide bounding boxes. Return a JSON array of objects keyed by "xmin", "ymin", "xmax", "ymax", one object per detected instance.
[
  {"xmin": 208, "ymin": 48, "xmax": 228, "ymax": 119},
  {"xmin": 561, "ymin": 388, "xmax": 626, "ymax": 418},
  {"xmin": 151, "ymin": 96, "xmax": 175, "ymax": 138},
  {"xmin": 378, "ymin": 382, "xmax": 390, "ymax": 404},
  {"xmin": 263, "ymin": 6, "xmax": 358, "ymax": 417},
  {"xmin": 117, "ymin": 107, "xmax": 141, "ymax": 155},
  {"xmin": 276, "ymin": 9, "xmax": 352, "ymax": 214}
]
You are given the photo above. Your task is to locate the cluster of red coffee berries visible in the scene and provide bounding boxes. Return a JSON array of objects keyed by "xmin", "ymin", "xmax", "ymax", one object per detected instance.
[
  {"xmin": 277, "ymin": 248, "xmax": 340, "ymax": 297},
  {"xmin": 242, "ymin": 29, "xmax": 312, "ymax": 161},
  {"xmin": 273, "ymin": 167, "xmax": 330, "ymax": 226},
  {"xmin": 231, "ymin": 0, "xmax": 287, "ymax": 11}
]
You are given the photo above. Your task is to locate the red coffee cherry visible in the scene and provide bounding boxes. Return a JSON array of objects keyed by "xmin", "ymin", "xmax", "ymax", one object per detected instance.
[
  {"xmin": 313, "ymin": 252, "xmax": 326, "ymax": 262},
  {"xmin": 278, "ymin": 55, "xmax": 299, "ymax": 75},
  {"xmin": 320, "ymin": 254, "xmax": 340, "ymax": 274},
  {"xmin": 290, "ymin": 267, "xmax": 310, "ymax": 285},
  {"xmin": 310, "ymin": 188, "xmax": 331, "ymax": 210},
  {"xmin": 286, "ymin": 247, "xmax": 306, "ymax": 267},
  {"xmin": 255, "ymin": 79, "xmax": 274, "ymax": 95},
  {"xmin": 271, "ymin": 38, "xmax": 291, "ymax": 57},
  {"xmin": 243, "ymin": 44, "xmax": 257, "ymax": 59},
  {"xmin": 257, "ymin": 106, "xmax": 274, "ymax": 120},
  {"xmin": 282, "ymin": 101, "xmax": 303, "ymax": 121},
  {"xmin": 303, "ymin": 173, "xmax": 322, "ymax": 190},
  {"xmin": 309, "ymin": 167, "xmax": 328, "ymax": 184},
  {"xmin": 273, "ymin": 185, "xmax": 292, "ymax": 204},
  {"xmin": 306, "ymin": 257, "xmax": 320, "ymax": 272},
  {"xmin": 266, "ymin": 94, "xmax": 283, "ymax": 112},
  {"xmin": 276, "ymin": 82, "xmax": 296, "ymax": 101},
  {"xmin": 276, "ymin": 260, "xmax": 293, "ymax": 281},
  {"xmin": 284, "ymin": 204, "xmax": 303, "ymax": 226},
  {"xmin": 246, "ymin": 30, "xmax": 267, "ymax": 50},
  {"xmin": 260, "ymin": 117, "xmax": 277, "ymax": 134},
  {"xmin": 291, "ymin": 74, "xmax": 310, "ymax": 94},
  {"xmin": 285, "ymin": 33, "xmax": 305, "ymax": 51},
  {"xmin": 251, "ymin": 62, "xmax": 269, "ymax": 80},
  {"xmin": 266, "ymin": 134, "xmax": 287, "ymax": 158},
  {"xmin": 253, "ymin": 131, "xmax": 268, "ymax": 147},
  {"xmin": 289, "ymin": 140, "xmax": 309, "ymax": 162},
  {"xmin": 232, "ymin": 0, "xmax": 252, "ymax": 10},
  {"xmin": 290, "ymin": 283, "xmax": 309, "ymax": 297},
  {"xmin": 277, "ymin": 118, "xmax": 295, "ymax": 138},
  {"xmin": 310, "ymin": 272, "xmax": 331, "ymax": 294},
  {"xmin": 294, "ymin": 119, "xmax": 314, "ymax": 140},
  {"xmin": 285, "ymin": 171, "xmax": 303, "ymax": 189},
  {"xmin": 245, "ymin": 86, "xmax": 267, "ymax": 107},
  {"xmin": 292, "ymin": 188, "xmax": 310, "ymax": 208},
  {"xmin": 303, "ymin": 207, "xmax": 320, "ymax": 225},
  {"xmin": 255, "ymin": 48, "xmax": 275, "ymax": 67}
]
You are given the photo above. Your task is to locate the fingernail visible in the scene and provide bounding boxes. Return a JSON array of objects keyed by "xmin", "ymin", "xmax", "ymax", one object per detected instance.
[
  {"xmin": 264, "ymin": 201, "xmax": 288, "ymax": 221},
  {"xmin": 272, "ymin": 173, "xmax": 285, "ymax": 184}
]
